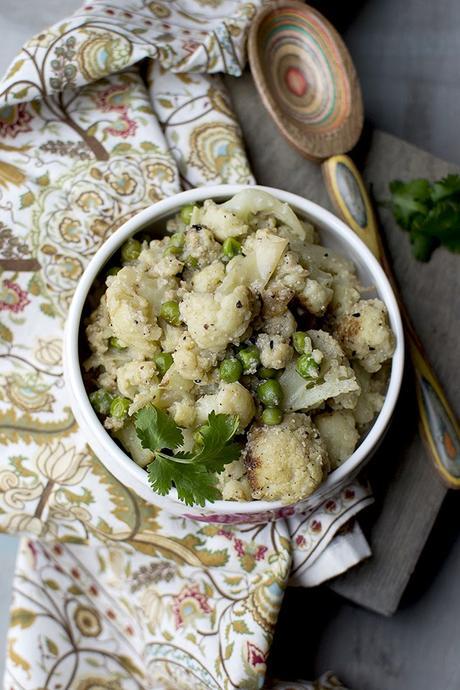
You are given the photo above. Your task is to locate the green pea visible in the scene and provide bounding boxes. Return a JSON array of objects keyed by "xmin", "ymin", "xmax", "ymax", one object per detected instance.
[
  {"xmin": 222, "ymin": 237, "xmax": 242, "ymax": 259},
  {"xmin": 259, "ymin": 367, "xmax": 277, "ymax": 379},
  {"xmin": 164, "ymin": 232, "xmax": 185, "ymax": 256},
  {"xmin": 237, "ymin": 345, "xmax": 260, "ymax": 373},
  {"xmin": 262, "ymin": 407, "xmax": 283, "ymax": 426},
  {"xmin": 159, "ymin": 300, "xmax": 181, "ymax": 326},
  {"xmin": 121, "ymin": 238, "xmax": 141, "ymax": 263},
  {"xmin": 89, "ymin": 389, "xmax": 113, "ymax": 415},
  {"xmin": 180, "ymin": 204, "xmax": 195, "ymax": 224},
  {"xmin": 293, "ymin": 331, "xmax": 308, "ymax": 354},
  {"xmin": 257, "ymin": 379, "xmax": 284, "ymax": 408},
  {"xmin": 296, "ymin": 353, "xmax": 320, "ymax": 380},
  {"xmin": 219, "ymin": 358, "xmax": 243, "ymax": 383},
  {"xmin": 107, "ymin": 266, "xmax": 121, "ymax": 277},
  {"xmin": 109, "ymin": 336, "xmax": 127, "ymax": 350},
  {"xmin": 109, "ymin": 396, "xmax": 130, "ymax": 419},
  {"xmin": 154, "ymin": 352, "xmax": 173, "ymax": 377}
]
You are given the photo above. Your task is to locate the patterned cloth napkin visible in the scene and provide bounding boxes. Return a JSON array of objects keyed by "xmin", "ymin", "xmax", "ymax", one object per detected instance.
[{"xmin": 0, "ymin": 2, "xmax": 372, "ymax": 688}]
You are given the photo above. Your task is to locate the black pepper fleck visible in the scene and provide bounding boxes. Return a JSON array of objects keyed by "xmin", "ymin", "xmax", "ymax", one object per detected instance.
[
  {"xmin": 236, "ymin": 300, "xmax": 242, "ymax": 308},
  {"xmin": 191, "ymin": 224, "xmax": 202, "ymax": 231},
  {"xmin": 352, "ymin": 312, "xmax": 361, "ymax": 317}
]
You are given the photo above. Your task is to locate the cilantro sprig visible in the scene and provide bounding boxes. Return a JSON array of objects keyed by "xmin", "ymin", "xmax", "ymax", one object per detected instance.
[
  {"xmin": 135, "ymin": 406, "xmax": 241, "ymax": 506},
  {"xmin": 389, "ymin": 174, "xmax": 460, "ymax": 261}
]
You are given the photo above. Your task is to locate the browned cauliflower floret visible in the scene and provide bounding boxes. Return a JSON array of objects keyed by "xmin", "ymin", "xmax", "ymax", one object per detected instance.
[
  {"xmin": 256, "ymin": 333, "xmax": 293, "ymax": 369},
  {"xmin": 314, "ymin": 410, "xmax": 359, "ymax": 469},
  {"xmin": 243, "ymin": 413, "xmax": 329, "ymax": 502},
  {"xmin": 262, "ymin": 251, "xmax": 308, "ymax": 316},
  {"xmin": 262, "ymin": 310, "xmax": 297, "ymax": 338},
  {"xmin": 334, "ymin": 299, "xmax": 395, "ymax": 373}
]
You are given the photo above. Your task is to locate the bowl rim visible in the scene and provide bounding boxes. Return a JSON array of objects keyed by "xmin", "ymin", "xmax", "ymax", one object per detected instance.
[{"xmin": 64, "ymin": 183, "xmax": 404, "ymax": 515}]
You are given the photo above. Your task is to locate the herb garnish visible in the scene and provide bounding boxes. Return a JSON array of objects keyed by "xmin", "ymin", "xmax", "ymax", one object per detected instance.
[
  {"xmin": 135, "ymin": 406, "xmax": 240, "ymax": 506},
  {"xmin": 389, "ymin": 174, "xmax": 460, "ymax": 261}
]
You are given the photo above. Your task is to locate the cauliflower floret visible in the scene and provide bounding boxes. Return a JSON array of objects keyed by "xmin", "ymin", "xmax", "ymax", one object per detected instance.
[
  {"xmin": 192, "ymin": 199, "xmax": 248, "ymax": 242},
  {"xmin": 116, "ymin": 360, "xmax": 160, "ymax": 415},
  {"xmin": 218, "ymin": 460, "xmax": 252, "ymax": 501},
  {"xmin": 352, "ymin": 362, "xmax": 388, "ymax": 429},
  {"xmin": 297, "ymin": 274, "xmax": 333, "ymax": 316},
  {"xmin": 314, "ymin": 410, "xmax": 359, "ymax": 469},
  {"xmin": 256, "ymin": 333, "xmax": 293, "ymax": 369},
  {"xmin": 156, "ymin": 365, "xmax": 195, "ymax": 409},
  {"xmin": 139, "ymin": 239, "xmax": 183, "ymax": 277},
  {"xmin": 172, "ymin": 333, "xmax": 216, "ymax": 381},
  {"xmin": 114, "ymin": 420, "xmax": 153, "ymax": 468},
  {"xmin": 168, "ymin": 395, "xmax": 197, "ymax": 428},
  {"xmin": 160, "ymin": 323, "xmax": 186, "ymax": 353},
  {"xmin": 279, "ymin": 330, "xmax": 360, "ymax": 412},
  {"xmin": 105, "ymin": 266, "xmax": 166, "ymax": 358},
  {"xmin": 191, "ymin": 260, "xmax": 225, "ymax": 293},
  {"xmin": 334, "ymin": 299, "xmax": 395, "ymax": 373},
  {"xmin": 196, "ymin": 382, "xmax": 256, "ymax": 430},
  {"xmin": 182, "ymin": 225, "xmax": 222, "ymax": 268},
  {"xmin": 262, "ymin": 251, "xmax": 308, "ymax": 316},
  {"xmin": 180, "ymin": 286, "xmax": 254, "ymax": 352},
  {"xmin": 244, "ymin": 413, "xmax": 329, "ymax": 502},
  {"xmin": 85, "ymin": 298, "xmax": 112, "ymax": 359},
  {"xmin": 262, "ymin": 310, "xmax": 297, "ymax": 338}
]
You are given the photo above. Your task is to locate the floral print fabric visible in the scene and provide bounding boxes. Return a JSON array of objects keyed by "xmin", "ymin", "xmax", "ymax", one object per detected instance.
[{"xmin": 0, "ymin": 2, "xmax": 364, "ymax": 688}]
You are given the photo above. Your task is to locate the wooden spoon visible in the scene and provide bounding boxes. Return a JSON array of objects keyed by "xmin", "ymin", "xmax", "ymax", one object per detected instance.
[{"xmin": 248, "ymin": 0, "xmax": 460, "ymax": 488}]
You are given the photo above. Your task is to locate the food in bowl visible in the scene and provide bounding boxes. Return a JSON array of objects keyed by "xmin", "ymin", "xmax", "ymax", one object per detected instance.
[{"xmin": 83, "ymin": 189, "xmax": 395, "ymax": 507}]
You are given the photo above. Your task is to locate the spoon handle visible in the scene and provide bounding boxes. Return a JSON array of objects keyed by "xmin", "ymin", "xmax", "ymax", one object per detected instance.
[{"xmin": 322, "ymin": 154, "xmax": 460, "ymax": 489}]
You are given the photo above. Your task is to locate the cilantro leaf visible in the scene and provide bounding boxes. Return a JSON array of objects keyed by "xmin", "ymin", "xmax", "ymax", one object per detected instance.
[
  {"xmin": 135, "ymin": 405, "xmax": 183, "ymax": 452},
  {"xmin": 389, "ymin": 174, "xmax": 460, "ymax": 260},
  {"xmin": 431, "ymin": 174, "xmax": 460, "ymax": 203},
  {"xmin": 192, "ymin": 412, "xmax": 240, "ymax": 471},
  {"xmin": 136, "ymin": 407, "xmax": 241, "ymax": 506},
  {"xmin": 389, "ymin": 179, "xmax": 431, "ymax": 229},
  {"xmin": 147, "ymin": 457, "xmax": 221, "ymax": 507}
]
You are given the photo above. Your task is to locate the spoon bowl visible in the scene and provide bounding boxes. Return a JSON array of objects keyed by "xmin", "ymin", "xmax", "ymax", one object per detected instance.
[{"xmin": 248, "ymin": 0, "xmax": 363, "ymax": 160}]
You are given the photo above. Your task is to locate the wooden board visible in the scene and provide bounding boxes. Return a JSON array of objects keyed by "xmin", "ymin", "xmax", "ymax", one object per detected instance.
[{"xmin": 226, "ymin": 72, "xmax": 460, "ymax": 616}]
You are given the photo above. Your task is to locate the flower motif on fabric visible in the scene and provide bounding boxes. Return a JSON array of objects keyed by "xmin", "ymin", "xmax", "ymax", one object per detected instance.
[
  {"xmin": 95, "ymin": 83, "xmax": 131, "ymax": 113},
  {"xmin": 36, "ymin": 442, "xmax": 90, "ymax": 485},
  {"xmin": 77, "ymin": 30, "xmax": 132, "ymax": 82},
  {"xmin": 76, "ymin": 676, "xmax": 122, "ymax": 690},
  {"xmin": 0, "ymin": 279, "xmax": 30, "ymax": 313},
  {"xmin": 172, "ymin": 583, "xmax": 212, "ymax": 629},
  {"xmin": 74, "ymin": 605, "xmax": 102, "ymax": 637},
  {"xmin": 105, "ymin": 113, "xmax": 138, "ymax": 139},
  {"xmin": 188, "ymin": 122, "xmax": 252, "ymax": 182},
  {"xmin": 0, "ymin": 104, "xmax": 32, "ymax": 138}
]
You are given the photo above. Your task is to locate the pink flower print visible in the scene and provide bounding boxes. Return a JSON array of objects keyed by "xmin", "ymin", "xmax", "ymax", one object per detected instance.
[
  {"xmin": 95, "ymin": 84, "xmax": 130, "ymax": 113},
  {"xmin": 0, "ymin": 103, "xmax": 32, "ymax": 138},
  {"xmin": 255, "ymin": 545, "xmax": 268, "ymax": 561},
  {"xmin": 105, "ymin": 113, "xmax": 138, "ymax": 139},
  {"xmin": 325, "ymin": 499, "xmax": 336, "ymax": 511},
  {"xmin": 344, "ymin": 488, "xmax": 356, "ymax": 500},
  {"xmin": 0, "ymin": 280, "xmax": 30, "ymax": 313},
  {"xmin": 233, "ymin": 538, "xmax": 245, "ymax": 557},
  {"xmin": 172, "ymin": 584, "xmax": 212, "ymax": 629},
  {"xmin": 217, "ymin": 529, "xmax": 233, "ymax": 540},
  {"xmin": 310, "ymin": 519, "xmax": 322, "ymax": 533},
  {"xmin": 295, "ymin": 534, "xmax": 306, "ymax": 547},
  {"xmin": 247, "ymin": 641, "xmax": 266, "ymax": 668}
]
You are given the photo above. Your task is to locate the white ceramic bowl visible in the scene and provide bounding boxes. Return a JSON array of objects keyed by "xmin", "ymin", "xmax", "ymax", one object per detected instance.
[{"xmin": 64, "ymin": 184, "xmax": 404, "ymax": 524}]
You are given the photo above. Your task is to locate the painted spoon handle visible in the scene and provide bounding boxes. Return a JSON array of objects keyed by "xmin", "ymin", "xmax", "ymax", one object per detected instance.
[{"xmin": 322, "ymin": 154, "xmax": 460, "ymax": 489}]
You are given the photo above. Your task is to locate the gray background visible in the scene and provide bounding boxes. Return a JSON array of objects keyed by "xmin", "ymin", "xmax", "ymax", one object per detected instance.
[{"xmin": 0, "ymin": 1, "xmax": 459, "ymax": 688}]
